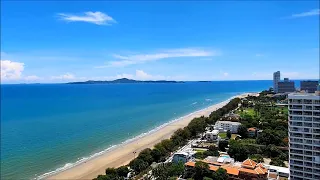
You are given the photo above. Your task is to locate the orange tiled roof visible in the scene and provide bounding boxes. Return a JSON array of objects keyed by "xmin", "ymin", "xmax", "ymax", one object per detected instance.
[
  {"xmin": 239, "ymin": 167, "xmax": 259, "ymax": 175},
  {"xmin": 255, "ymin": 163, "xmax": 268, "ymax": 174},
  {"xmin": 242, "ymin": 159, "xmax": 257, "ymax": 169},
  {"xmin": 185, "ymin": 161, "xmax": 195, "ymax": 167},
  {"xmin": 209, "ymin": 165, "xmax": 219, "ymax": 171},
  {"xmin": 247, "ymin": 127, "xmax": 256, "ymax": 131},
  {"xmin": 221, "ymin": 165, "xmax": 240, "ymax": 176}
]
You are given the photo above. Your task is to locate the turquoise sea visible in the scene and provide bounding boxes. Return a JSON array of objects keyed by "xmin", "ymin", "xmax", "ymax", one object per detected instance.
[{"xmin": 1, "ymin": 81, "xmax": 272, "ymax": 179}]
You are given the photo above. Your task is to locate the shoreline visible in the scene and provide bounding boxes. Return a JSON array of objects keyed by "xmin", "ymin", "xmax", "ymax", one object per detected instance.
[{"xmin": 42, "ymin": 92, "xmax": 257, "ymax": 180}]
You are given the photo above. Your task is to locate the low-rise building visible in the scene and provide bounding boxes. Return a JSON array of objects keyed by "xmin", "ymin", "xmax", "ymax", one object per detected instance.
[
  {"xmin": 172, "ymin": 151, "xmax": 194, "ymax": 164},
  {"xmin": 247, "ymin": 127, "xmax": 257, "ymax": 138},
  {"xmin": 185, "ymin": 158, "xmax": 269, "ymax": 180},
  {"xmin": 204, "ymin": 130, "xmax": 219, "ymax": 142},
  {"xmin": 214, "ymin": 121, "xmax": 241, "ymax": 133}
]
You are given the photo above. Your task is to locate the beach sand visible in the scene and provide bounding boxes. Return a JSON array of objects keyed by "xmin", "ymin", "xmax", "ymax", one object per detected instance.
[{"xmin": 46, "ymin": 93, "xmax": 256, "ymax": 180}]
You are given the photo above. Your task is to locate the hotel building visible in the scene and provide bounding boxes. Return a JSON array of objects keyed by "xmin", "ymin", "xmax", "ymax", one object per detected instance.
[{"xmin": 288, "ymin": 90, "xmax": 320, "ymax": 179}]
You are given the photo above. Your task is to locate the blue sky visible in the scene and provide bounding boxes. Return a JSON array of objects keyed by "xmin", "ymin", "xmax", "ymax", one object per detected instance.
[{"xmin": 1, "ymin": 1, "xmax": 319, "ymax": 83}]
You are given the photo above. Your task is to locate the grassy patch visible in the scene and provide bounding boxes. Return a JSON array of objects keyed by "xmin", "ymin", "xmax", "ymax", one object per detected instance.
[
  {"xmin": 219, "ymin": 132, "xmax": 227, "ymax": 139},
  {"xmin": 231, "ymin": 134, "xmax": 238, "ymax": 140}
]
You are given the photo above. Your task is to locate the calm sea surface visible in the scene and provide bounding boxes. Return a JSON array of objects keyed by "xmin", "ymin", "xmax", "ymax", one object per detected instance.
[{"xmin": 1, "ymin": 81, "xmax": 272, "ymax": 179}]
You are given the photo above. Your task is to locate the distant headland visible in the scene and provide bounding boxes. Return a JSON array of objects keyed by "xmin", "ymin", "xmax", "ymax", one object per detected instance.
[{"xmin": 67, "ymin": 78, "xmax": 185, "ymax": 84}]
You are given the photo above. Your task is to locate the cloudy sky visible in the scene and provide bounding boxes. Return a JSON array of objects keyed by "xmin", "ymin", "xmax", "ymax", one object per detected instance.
[{"xmin": 1, "ymin": 1, "xmax": 319, "ymax": 83}]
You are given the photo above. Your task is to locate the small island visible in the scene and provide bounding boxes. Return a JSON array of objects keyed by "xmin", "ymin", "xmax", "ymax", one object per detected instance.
[{"xmin": 67, "ymin": 78, "xmax": 184, "ymax": 84}]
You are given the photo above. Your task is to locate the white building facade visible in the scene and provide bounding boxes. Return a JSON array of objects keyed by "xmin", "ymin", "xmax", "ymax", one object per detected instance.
[
  {"xmin": 214, "ymin": 121, "xmax": 241, "ymax": 133},
  {"xmin": 288, "ymin": 92, "xmax": 320, "ymax": 180},
  {"xmin": 273, "ymin": 71, "xmax": 280, "ymax": 93}
]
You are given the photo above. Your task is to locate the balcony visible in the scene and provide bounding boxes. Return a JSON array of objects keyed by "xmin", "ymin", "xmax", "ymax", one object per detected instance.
[
  {"xmin": 291, "ymin": 149, "xmax": 303, "ymax": 154},
  {"xmin": 305, "ymin": 173, "xmax": 313, "ymax": 178},
  {"xmin": 305, "ymin": 140, "xmax": 313, "ymax": 144},
  {"xmin": 313, "ymin": 129, "xmax": 320, "ymax": 133},
  {"xmin": 291, "ymin": 155, "xmax": 303, "ymax": 160},
  {"xmin": 290, "ymin": 111, "xmax": 303, "ymax": 116},
  {"xmin": 290, "ymin": 105, "xmax": 303, "ymax": 110},
  {"xmin": 314, "ymin": 169, "xmax": 320, "ymax": 174},
  {"xmin": 314, "ymin": 146, "xmax": 320, "ymax": 151},
  {"xmin": 304, "ymin": 100, "xmax": 313, "ymax": 104},
  {"xmin": 304, "ymin": 145, "xmax": 313, "ymax": 150},
  {"xmin": 292, "ymin": 171, "xmax": 304, "ymax": 176},
  {"xmin": 290, "ymin": 100, "xmax": 303, "ymax": 104},
  {"xmin": 314, "ymin": 117, "xmax": 320, "ymax": 122},
  {"xmin": 304, "ymin": 156, "xmax": 313, "ymax": 162},
  {"xmin": 304, "ymin": 123, "xmax": 313, "ymax": 127},
  {"xmin": 290, "ymin": 116, "xmax": 303, "ymax": 121},
  {"xmin": 314, "ymin": 106, "xmax": 320, "ymax": 110},
  {"xmin": 305, "ymin": 134, "xmax": 312, "ymax": 138},
  {"xmin": 314, "ymin": 140, "xmax": 320, "ymax": 146},
  {"xmin": 315, "ymin": 100, "xmax": 320, "ymax": 104},
  {"xmin": 303, "ymin": 112, "xmax": 313, "ymax": 116},
  {"xmin": 314, "ymin": 123, "xmax": 320, "ymax": 128},
  {"xmin": 291, "ymin": 122, "xmax": 303, "ymax": 126},
  {"xmin": 314, "ymin": 112, "xmax": 320, "ymax": 116},
  {"xmin": 305, "ymin": 162, "xmax": 313, "ymax": 167},
  {"xmin": 305, "ymin": 151, "xmax": 313, "ymax": 156}
]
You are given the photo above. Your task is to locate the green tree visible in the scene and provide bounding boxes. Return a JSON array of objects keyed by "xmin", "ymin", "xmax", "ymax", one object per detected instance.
[
  {"xmin": 218, "ymin": 140, "xmax": 228, "ymax": 152},
  {"xmin": 116, "ymin": 166, "xmax": 129, "ymax": 177},
  {"xmin": 194, "ymin": 161, "xmax": 211, "ymax": 180},
  {"xmin": 237, "ymin": 125, "xmax": 248, "ymax": 138},
  {"xmin": 129, "ymin": 158, "xmax": 149, "ymax": 173},
  {"xmin": 226, "ymin": 130, "xmax": 232, "ymax": 139},
  {"xmin": 212, "ymin": 168, "xmax": 229, "ymax": 180},
  {"xmin": 228, "ymin": 140, "xmax": 248, "ymax": 161},
  {"xmin": 270, "ymin": 157, "xmax": 285, "ymax": 167},
  {"xmin": 249, "ymin": 154, "xmax": 264, "ymax": 163}
]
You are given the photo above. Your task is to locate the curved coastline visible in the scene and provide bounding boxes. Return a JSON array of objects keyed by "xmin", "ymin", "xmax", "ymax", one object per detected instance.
[{"xmin": 39, "ymin": 92, "xmax": 257, "ymax": 180}]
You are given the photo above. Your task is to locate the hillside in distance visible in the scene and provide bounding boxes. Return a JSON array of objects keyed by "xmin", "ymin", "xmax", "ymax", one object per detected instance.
[{"xmin": 67, "ymin": 78, "xmax": 185, "ymax": 84}]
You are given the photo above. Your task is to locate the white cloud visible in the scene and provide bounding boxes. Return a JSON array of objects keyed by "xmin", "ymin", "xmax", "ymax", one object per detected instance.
[
  {"xmin": 223, "ymin": 72, "xmax": 229, "ymax": 77},
  {"xmin": 289, "ymin": 9, "xmax": 320, "ymax": 18},
  {"xmin": 1, "ymin": 60, "xmax": 24, "ymax": 80},
  {"xmin": 51, "ymin": 73, "xmax": 75, "ymax": 80},
  {"xmin": 24, "ymin": 75, "xmax": 42, "ymax": 81},
  {"xmin": 96, "ymin": 48, "xmax": 219, "ymax": 68},
  {"xmin": 58, "ymin": 11, "xmax": 116, "ymax": 25}
]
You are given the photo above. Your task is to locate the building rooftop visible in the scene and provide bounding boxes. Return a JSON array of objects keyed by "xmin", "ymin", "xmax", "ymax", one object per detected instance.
[
  {"xmin": 216, "ymin": 121, "xmax": 241, "ymax": 125},
  {"xmin": 289, "ymin": 91, "xmax": 320, "ymax": 97}
]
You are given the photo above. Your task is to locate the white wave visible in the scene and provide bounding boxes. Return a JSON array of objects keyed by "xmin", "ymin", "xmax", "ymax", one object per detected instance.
[
  {"xmin": 205, "ymin": 98, "xmax": 212, "ymax": 101},
  {"xmin": 191, "ymin": 102, "xmax": 198, "ymax": 105},
  {"xmin": 36, "ymin": 92, "xmax": 256, "ymax": 180}
]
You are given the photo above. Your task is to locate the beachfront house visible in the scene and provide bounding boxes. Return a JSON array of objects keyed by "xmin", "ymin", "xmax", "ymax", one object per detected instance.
[
  {"xmin": 214, "ymin": 121, "xmax": 241, "ymax": 133},
  {"xmin": 172, "ymin": 151, "xmax": 195, "ymax": 164},
  {"xmin": 204, "ymin": 130, "xmax": 220, "ymax": 142}
]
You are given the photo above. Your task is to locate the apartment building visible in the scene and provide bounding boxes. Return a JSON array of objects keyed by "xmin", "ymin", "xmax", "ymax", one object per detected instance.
[
  {"xmin": 288, "ymin": 91, "xmax": 320, "ymax": 180},
  {"xmin": 301, "ymin": 81, "xmax": 318, "ymax": 93},
  {"xmin": 214, "ymin": 121, "xmax": 241, "ymax": 133},
  {"xmin": 273, "ymin": 71, "xmax": 281, "ymax": 93}
]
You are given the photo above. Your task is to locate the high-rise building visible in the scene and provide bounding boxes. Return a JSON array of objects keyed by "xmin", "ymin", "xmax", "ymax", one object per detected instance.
[
  {"xmin": 273, "ymin": 71, "xmax": 281, "ymax": 93},
  {"xmin": 278, "ymin": 78, "xmax": 295, "ymax": 93},
  {"xmin": 288, "ymin": 90, "xmax": 320, "ymax": 180},
  {"xmin": 301, "ymin": 81, "xmax": 319, "ymax": 93}
]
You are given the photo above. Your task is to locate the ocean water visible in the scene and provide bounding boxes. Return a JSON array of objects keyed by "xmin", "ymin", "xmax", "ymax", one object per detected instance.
[{"xmin": 0, "ymin": 81, "xmax": 271, "ymax": 179}]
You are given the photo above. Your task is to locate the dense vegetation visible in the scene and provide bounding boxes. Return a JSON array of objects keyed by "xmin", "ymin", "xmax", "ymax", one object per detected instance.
[
  {"xmin": 94, "ymin": 98, "xmax": 241, "ymax": 179},
  {"xmin": 183, "ymin": 161, "xmax": 229, "ymax": 180},
  {"xmin": 228, "ymin": 90, "xmax": 289, "ymax": 166}
]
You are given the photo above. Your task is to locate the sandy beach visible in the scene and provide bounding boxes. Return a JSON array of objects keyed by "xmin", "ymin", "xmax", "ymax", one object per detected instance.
[{"xmin": 46, "ymin": 93, "xmax": 256, "ymax": 180}]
